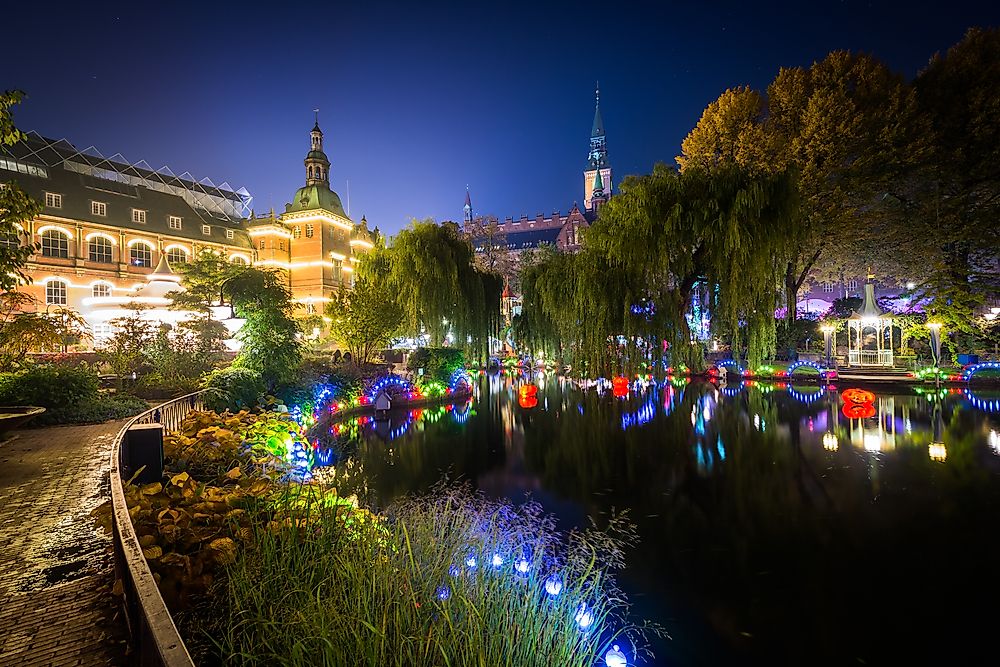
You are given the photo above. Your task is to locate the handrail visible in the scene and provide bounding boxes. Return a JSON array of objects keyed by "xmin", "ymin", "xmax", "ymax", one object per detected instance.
[{"xmin": 109, "ymin": 391, "xmax": 203, "ymax": 667}]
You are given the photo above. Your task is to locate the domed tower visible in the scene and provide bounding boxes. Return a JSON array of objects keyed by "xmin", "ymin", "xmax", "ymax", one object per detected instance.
[{"xmin": 304, "ymin": 118, "xmax": 331, "ymax": 187}]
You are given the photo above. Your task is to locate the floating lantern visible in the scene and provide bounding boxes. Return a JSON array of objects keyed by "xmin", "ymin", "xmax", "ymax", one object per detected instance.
[
  {"xmin": 544, "ymin": 576, "xmax": 562, "ymax": 596},
  {"xmin": 612, "ymin": 376, "xmax": 629, "ymax": 398},
  {"xmin": 605, "ymin": 644, "xmax": 628, "ymax": 667},
  {"xmin": 491, "ymin": 553, "xmax": 504, "ymax": 569},
  {"xmin": 514, "ymin": 559, "xmax": 530, "ymax": 574},
  {"xmin": 841, "ymin": 388, "xmax": 876, "ymax": 405}
]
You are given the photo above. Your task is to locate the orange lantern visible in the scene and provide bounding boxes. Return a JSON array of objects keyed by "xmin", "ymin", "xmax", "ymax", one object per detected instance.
[
  {"xmin": 841, "ymin": 388, "xmax": 876, "ymax": 405},
  {"xmin": 519, "ymin": 383, "xmax": 538, "ymax": 398},
  {"xmin": 842, "ymin": 401, "xmax": 876, "ymax": 420},
  {"xmin": 612, "ymin": 376, "xmax": 629, "ymax": 398},
  {"xmin": 518, "ymin": 394, "xmax": 538, "ymax": 409}
]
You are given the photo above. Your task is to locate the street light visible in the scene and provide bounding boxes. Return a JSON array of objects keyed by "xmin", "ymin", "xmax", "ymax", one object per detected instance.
[{"xmin": 820, "ymin": 324, "xmax": 836, "ymax": 370}]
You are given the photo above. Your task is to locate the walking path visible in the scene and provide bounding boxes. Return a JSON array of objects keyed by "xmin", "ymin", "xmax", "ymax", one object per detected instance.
[{"xmin": 0, "ymin": 421, "xmax": 129, "ymax": 666}]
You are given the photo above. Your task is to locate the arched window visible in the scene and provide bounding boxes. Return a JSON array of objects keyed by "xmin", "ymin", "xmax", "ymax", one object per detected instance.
[
  {"xmin": 305, "ymin": 224, "xmax": 314, "ymax": 238},
  {"xmin": 230, "ymin": 255, "xmax": 248, "ymax": 266},
  {"xmin": 92, "ymin": 282, "xmax": 112, "ymax": 298},
  {"xmin": 41, "ymin": 229, "xmax": 70, "ymax": 258},
  {"xmin": 166, "ymin": 247, "xmax": 188, "ymax": 265},
  {"xmin": 308, "ymin": 166, "xmax": 314, "ymax": 179},
  {"xmin": 45, "ymin": 279, "xmax": 67, "ymax": 305},
  {"xmin": 88, "ymin": 236, "xmax": 113, "ymax": 263},
  {"xmin": 293, "ymin": 226, "xmax": 301, "ymax": 238},
  {"xmin": 130, "ymin": 242, "xmax": 152, "ymax": 268}
]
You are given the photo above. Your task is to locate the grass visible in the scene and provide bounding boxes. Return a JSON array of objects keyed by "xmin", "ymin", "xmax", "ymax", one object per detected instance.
[{"xmin": 203, "ymin": 485, "xmax": 650, "ymax": 666}]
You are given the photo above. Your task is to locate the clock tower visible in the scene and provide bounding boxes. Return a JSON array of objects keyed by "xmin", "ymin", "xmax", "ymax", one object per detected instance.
[{"xmin": 583, "ymin": 83, "xmax": 612, "ymax": 212}]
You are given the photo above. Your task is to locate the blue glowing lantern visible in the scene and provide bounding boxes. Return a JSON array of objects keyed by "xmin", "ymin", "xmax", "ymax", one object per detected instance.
[
  {"xmin": 544, "ymin": 576, "xmax": 563, "ymax": 596},
  {"xmin": 514, "ymin": 559, "xmax": 530, "ymax": 574},
  {"xmin": 491, "ymin": 553, "xmax": 504, "ymax": 569},
  {"xmin": 448, "ymin": 564, "xmax": 460, "ymax": 577},
  {"xmin": 604, "ymin": 644, "xmax": 627, "ymax": 667},
  {"xmin": 575, "ymin": 603, "xmax": 594, "ymax": 630},
  {"xmin": 465, "ymin": 555, "xmax": 477, "ymax": 569},
  {"xmin": 436, "ymin": 586, "xmax": 451, "ymax": 601}
]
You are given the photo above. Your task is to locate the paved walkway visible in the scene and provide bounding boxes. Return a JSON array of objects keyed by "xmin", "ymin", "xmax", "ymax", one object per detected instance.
[{"xmin": 0, "ymin": 421, "xmax": 129, "ymax": 666}]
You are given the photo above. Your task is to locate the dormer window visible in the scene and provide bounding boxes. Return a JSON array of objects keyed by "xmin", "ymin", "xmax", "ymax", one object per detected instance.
[
  {"xmin": 132, "ymin": 209, "xmax": 147, "ymax": 224},
  {"xmin": 202, "ymin": 225, "xmax": 211, "ymax": 236},
  {"xmin": 168, "ymin": 216, "xmax": 182, "ymax": 230},
  {"xmin": 225, "ymin": 229, "xmax": 234, "ymax": 240},
  {"xmin": 91, "ymin": 201, "xmax": 107, "ymax": 216},
  {"xmin": 45, "ymin": 192, "xmax": 62, "ymax": 208}
]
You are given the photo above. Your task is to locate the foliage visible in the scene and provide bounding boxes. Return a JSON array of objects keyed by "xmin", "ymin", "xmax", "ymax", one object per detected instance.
[
  {"xmin": 325, "ymin": 277, "xmax": 403, "ymax": 365},
  {"xmin": 0, "ymin": 363, "xmax": 99, "ymax": 408},
  {"xmin": 465, "ymin": 215, "xmax": 515, "ymax": 283},
  {"xmin": 210, "ymin": 485, "xmax": 648, "ymax": 667},
  {"xmin": 0, "ymin": 90, "xmax": 39, "ymax": 292},
  {"xmin": 35, "ymin": 394, "xmax": 148, "ymax": 426},
  {"xmin": 363, "ymin": 219, "xmax": 502, "ymax": 363},
  {"xmin": 0, "ymin": 292, "xmax": 58, "ymax": 367},
  {"xmin": 517, "ymin": 164, "xmax": 798, "ymax": 373},
  {"xmin": 145, "ymin": 318, "xmax": 229, "ymax": 393},
  {"xmin": 201, "ymin": 366, "xmax": 266, "ymax": 413},
  {"xmin": 406, "ymin": 347, "xmax": 466, "ymax": 384},
  {"xmin": 99, "ymin": 310, "xmax": 156, "ymax": 387}
]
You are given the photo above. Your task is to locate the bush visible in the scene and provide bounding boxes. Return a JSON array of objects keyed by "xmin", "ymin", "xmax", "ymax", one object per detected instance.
[
  {"xmin": 407, "ymin": 347, "xmax": 466, "ymax": 383},
  {"xmin": 202, "ymin": 366, "xmax": 266, "ymax": 413},
  {"xmin": 0, "ymin": 363, "xmax": 100, "ymax": 408},
  {"xmin": 36, "ymin": 395, "xmax": 148, "ymax": 426}
]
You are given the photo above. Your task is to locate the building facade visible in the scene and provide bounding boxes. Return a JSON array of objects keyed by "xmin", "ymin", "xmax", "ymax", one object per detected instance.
[{"xmin": 0, "ymin": 121, "xmax": 375, "ymax": 343}]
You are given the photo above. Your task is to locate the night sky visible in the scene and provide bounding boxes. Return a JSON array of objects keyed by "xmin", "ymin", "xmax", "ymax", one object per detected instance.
[{"xmin": 8, "ymin": 1, "xmax": 999, "ymax": 235}]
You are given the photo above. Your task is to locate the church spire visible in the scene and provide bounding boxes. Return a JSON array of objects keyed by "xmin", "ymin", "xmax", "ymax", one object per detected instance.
[
  {"xmin": 587, "ymin": 83, "xmax": 608, "ymax": 169},
  {"xmin": 463, "ymin": 186, "xmax": 473, "ymax": 225},
  {"xmin": 592, "ymin": 82, "xmax": 605, "ymax": 138},
  {"xmin": 304, "ymin": 112, "xmax": 331, "ymax": 187}
]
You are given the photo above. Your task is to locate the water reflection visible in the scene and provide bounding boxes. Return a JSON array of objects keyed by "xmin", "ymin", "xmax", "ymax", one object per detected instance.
[{"xmin": 313, "ymin": 373, "xmax": 1000, "ymax": 665}]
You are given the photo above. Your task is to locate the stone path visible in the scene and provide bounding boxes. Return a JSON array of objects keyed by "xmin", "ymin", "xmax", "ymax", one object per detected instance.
[{"xmin": 0, "ymin": 421, "xmax": 129, "ymax": 666}]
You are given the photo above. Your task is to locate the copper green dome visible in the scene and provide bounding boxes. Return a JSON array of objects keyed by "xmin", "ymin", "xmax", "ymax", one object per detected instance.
[
  {"xmin": 286, "ymin": 183, "xmax": 350, "ymax": 219},
  {"xmin": 306, "ymin": 149, "xmax": 329, "ymax": 162}
]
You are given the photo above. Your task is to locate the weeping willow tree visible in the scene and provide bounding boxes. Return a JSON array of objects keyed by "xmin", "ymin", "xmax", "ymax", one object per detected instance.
[
  {"xmin": 516, "ymin": 163, "xmax": 798, "ymax": 376},
  {"xmin": 360, "ymin": 219, "xmax": 501, "ymax": 364}
]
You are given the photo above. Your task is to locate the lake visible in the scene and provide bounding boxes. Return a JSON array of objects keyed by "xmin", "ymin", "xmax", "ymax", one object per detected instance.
[{"xmin": 311, "ymin": 372, "xmax": 1000, "ymax": 665}]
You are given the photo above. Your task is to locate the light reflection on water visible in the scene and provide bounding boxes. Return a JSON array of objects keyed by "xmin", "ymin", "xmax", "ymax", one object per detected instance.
[{"xmin": 310, "ymin": 373, "xmax": 1000, "ymax": 665}]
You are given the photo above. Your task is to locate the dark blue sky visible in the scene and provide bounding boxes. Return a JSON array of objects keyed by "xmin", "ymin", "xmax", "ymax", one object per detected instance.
[{"xmin": 8, "ymin": 1, "xmax": 999, "ymax": 234}]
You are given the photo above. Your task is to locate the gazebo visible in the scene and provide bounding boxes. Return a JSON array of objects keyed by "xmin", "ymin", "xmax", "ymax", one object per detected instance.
[{"xmin": 847, "ymin": 275, "xmax": 894, "ymax": 367}]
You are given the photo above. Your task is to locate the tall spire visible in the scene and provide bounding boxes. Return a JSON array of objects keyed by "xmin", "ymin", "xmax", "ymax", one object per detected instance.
[
  {"xmin": 463, "ymin": 186, "xmax": 473, "ymax": 225},
  {"xmin": 591, "ymin": 82, "xmax": 605, "ymax": 138},
  {"xmin": 304, "ymin": 113, "xmax": 330, "ymax": 187}
]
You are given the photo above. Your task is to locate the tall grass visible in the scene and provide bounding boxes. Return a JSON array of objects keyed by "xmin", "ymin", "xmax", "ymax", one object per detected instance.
[{"xmin": 209, "ymin": 485, "xmax": 648, "ymax": 666}]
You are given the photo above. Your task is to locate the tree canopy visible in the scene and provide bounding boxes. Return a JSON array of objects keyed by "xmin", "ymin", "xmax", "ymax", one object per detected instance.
[{"xmin": 0, "ymin": 90, "xmax": 39, "ymax": 292}]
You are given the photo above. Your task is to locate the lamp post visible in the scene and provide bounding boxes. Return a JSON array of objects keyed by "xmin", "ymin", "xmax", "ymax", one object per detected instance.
[{"xmin": 820, "ymin": 324, "xmax": 835, "ymax": 370}]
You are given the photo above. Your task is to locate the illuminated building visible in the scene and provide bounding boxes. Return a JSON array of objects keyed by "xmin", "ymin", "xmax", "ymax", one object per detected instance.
[{"xmin": 0, "ymin": 120, "xmax": 376, "ymax": 344}]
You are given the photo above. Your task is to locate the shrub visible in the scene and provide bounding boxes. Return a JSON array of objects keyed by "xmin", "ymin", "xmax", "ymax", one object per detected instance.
[
  {"xmin": 202, "ymin": 366, "xmax": 266, "ymax": 413},
  {"xmin": 407, "ymin": 347, "xmax": 466, "ymax": 383},
  {"xmin": 36, "ymin": 395, "xmax": 148, "ymax": 426},
  {"xmin": 0, "ymin": 363, "xmax": 100, "ymax": 408}
]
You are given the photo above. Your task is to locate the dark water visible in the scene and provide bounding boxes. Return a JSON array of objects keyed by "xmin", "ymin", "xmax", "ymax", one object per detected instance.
[{"xmin": 311, "ymin": 373, "xmax": 1000, "ymax": 666}]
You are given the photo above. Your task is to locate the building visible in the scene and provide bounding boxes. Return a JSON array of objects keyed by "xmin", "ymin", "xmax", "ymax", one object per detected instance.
[
  {"xmin": 0, "ymin": 120, "xmax": 376, "ymax": 344},
  {"xmin": 465, "ymin": 86, "xmax": 611, "ymax": 272}
]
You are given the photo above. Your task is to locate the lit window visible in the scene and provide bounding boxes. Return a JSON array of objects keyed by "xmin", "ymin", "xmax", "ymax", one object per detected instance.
[
  {"xmin": 92, "ymin": 283, "xmax": 112, "ymax": 298},
  {"xmin": 334, "ymin": 259, "xmax": 343, "ymax": 273},
  {"xmin": 230, "ymin": 255, "xmax": 248, "ymax": 265},
  {"xmin": 822, "ymin": 283, "xmax": 834, "ymax": 293},
  {"xmin": 92, "ymin": 322, "xmax": 113, "ymax": 342},
  {"xmin": 91, "ymin": 201, "xmax": 107, "ymax": 216},
  {"xmin": 46, "ymin": 279, "xmax": 67, "ymax": 305},
  {"xmin": 293, "ymin": 226, "xmax": 301, "ymax": 238},
  {"xmin": 45, "ymin": 192, "xmax": 62, "ymax": 208},
  {"xmin": 41, "ymin": 229, "xmax": 69, "ymax": 258},
  {"xmin": 847, "ymin": 279, "xmax": 858, "ymax": 291},
  {"xmin": 88, "ymin": 236, "xmax": 113, "ymax": 263},
  {"xmin": 306, "ymin": 303, "xmax": 316, "ymax": 315},
  {"xmin": 132, "ymin": 209, "xmax": 147, "ymax": 224},
  {"xmin": 305, "ymin": 224, "xmax": 314, "ymax": 238},
  {"xmin": 259, "ymin": 239, "xmax": 265, "ymax": 250},
  {"xmin": 168, "ymin": 216, "xmax": 182, "ymax": 230},
  {"xmin": 202, "ymin": 225, "xmax": 211, "ymax": 236},
  {"xmin": 166, "ymin": 248, "xmax": 188, "ymax": 265},
  {"xmin": 279, "ymin": 240, "xmax": 285, "ymax": 251},
  {"xmin": 226, "ymin": 229, "xmax": 234, "ymax": 240},
  {"xmin": 130, "ymin": 243, "xmax": 152, "ymax": 268}
]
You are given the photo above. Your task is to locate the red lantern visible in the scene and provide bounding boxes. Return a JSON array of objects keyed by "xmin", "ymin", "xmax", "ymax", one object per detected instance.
[
  {"xmin": 519, "ymin": 383, "xmax": 538, "ymax": 397},
  {"xmin": 518, "ymin": 395, "xmax": 538, "ymax": 409},
  {"xmin": 841, "ymin": 388, "xmax": 876, "ymax": 405},
  {"xmin": 612, "ymin": 376, "xmax": 629, "ymax": 398},
  {"xmin": 842, "ymin": 402, "xmax": 876, "ymax": 420}
]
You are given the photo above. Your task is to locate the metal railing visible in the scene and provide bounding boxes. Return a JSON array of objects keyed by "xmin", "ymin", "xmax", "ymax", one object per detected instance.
[
  {"xmin": 848, "ymin": 349, "xmax": 894, "ymax": 367},
  {"xmin": 110, "ymin": 392, "xmax": 203, "ymax": 667}
]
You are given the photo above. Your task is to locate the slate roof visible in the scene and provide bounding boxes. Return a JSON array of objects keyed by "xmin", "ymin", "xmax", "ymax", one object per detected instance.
[
  {"xmin": 473, "ymin": 226, "xmax": 561, "ymax": 252},
  {"xmin": 0, "ymin": 134, "xmax": 252, "ymax": 249}
]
